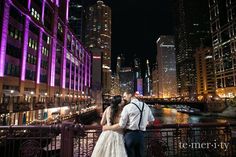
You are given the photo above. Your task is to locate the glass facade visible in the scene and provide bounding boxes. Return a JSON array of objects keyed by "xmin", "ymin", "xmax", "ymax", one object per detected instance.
[{"xmin": 209, "ymin": 0, "xmax": 236, "ymax": 97}]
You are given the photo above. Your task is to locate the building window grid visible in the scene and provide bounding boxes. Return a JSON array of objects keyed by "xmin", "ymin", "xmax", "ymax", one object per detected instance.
[
  {"xmin": 27, "ymin": 53, "xmax": 37, "ymax": 65},
  {"xmin": 8, "ymin": 25, "xmax": 23, "ymax": 42},
  {"xmin": 4, "ymin": 63, "xmax": 20, "ymax": 77},
  {"xmin": 1, "ymin": 1, "xmax": 91, "ymax": 93},
  {"xmin": 31, "ymin": 7, "xmax": 40, "ymax": 21},
  {"xmin": 28, "ymin": 38, "xmax": 38, "ymax": 50}
]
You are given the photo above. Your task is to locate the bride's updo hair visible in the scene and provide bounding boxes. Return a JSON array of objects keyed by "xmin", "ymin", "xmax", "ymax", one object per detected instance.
[{"xmin": 110, "ymin": 95, "xmax": 122, "ymax": 125}]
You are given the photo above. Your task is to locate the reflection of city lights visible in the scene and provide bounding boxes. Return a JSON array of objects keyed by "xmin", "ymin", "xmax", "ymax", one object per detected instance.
[
  {"xmin": 61, "ymin": 106, "xmax": 69, "ymax": 111},
  {"xmin": 49, "ymin": 107, "xmax": 60, "ymax": 113}
]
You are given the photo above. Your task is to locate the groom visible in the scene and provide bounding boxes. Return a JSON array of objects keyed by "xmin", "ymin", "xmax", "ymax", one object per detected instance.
[{"xmin": 103, "ymin": 90, "xmax": 154, "ymax": 157}]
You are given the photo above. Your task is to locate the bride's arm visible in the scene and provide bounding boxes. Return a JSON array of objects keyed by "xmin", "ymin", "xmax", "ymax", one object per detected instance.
[
  {"xmin": 103, "ymin": 106, "xmax": 128, "ymax": 131},
  {"xmin": 100, "ymin": 107, "xmax": 108, "ymax": 125}
]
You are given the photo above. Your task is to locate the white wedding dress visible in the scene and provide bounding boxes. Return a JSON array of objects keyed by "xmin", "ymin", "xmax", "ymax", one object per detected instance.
[{"xmin": 91, "ymin": 107, "xmax": 127, "ymax": 157}]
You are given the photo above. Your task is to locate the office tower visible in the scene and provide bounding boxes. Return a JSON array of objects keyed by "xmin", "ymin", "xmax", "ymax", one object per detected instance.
[
  {"xmin": 144, "ymin": 60, "xmax": 152, "ymax": 96},
  {"xmin": 209, "ymin": 0, "xmax": 236, "ymax": 97},
  {"xmin": 175, "ymin": 0, "xmax": 211, "ymax": 97},
  {"xmin": 119, "ymin": 67, "xmax": 134, "ymax": 95},
  {"xmin": 69, "ymin": 0, "xmax": 85, "ymax": 41},
  {"xmin": 0, "ymin": 0, "xmax": 91, "ymax": 125},
  {"xmin": 156, "ymin": 36, "xmax": 177, "ymax": 98},
  {"xmin": 194, "ymin": 48, "xmax": 215, "ymax": 97},
  {"xmin": 134, "ymin": 58, "xmax": 143, "ymax": 95},
  {"xmin": 110, "ymin": 74, "xmax": 120, "ymax": 96},
  {"xmin": 85, "ymin": 0, "xmax": 112, "ymax": 94},
  {"xmin": 152, "ymin": 63, "xmax": 159, "ymax": 98}
]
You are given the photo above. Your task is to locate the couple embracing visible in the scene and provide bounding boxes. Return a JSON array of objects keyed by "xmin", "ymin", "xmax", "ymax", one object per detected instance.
[{"xmin": 91, "ymin": 90, "xmax": 155, "ymax": 157}]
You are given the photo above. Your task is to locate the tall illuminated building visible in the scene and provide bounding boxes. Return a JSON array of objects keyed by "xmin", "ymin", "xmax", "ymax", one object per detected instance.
[
  {"xmin": 152, "ymin": 63, "xmax": 159, "ymax": 98},
  {"xmin": 175, "ymin": 0, "xmax": 211, "ymax": 97},
  {"xmin": 69, "ymin": 0, "xmax": 85, "ymax": 41},
  {"xmin": 209, "ymin": 0, "xmax": 236, "ymax": 98},
  {"xmin": 119, "ymin": 67, "xmax": 134, "ymax": 95},
  {"xmin": 85, "ymin": 0, "xmax": 111, "ymax": 94},
  {"xmin": 194, "ymin": 48, "xmax": 215, "ymax": 97},
  {"xmin": 156, "ymin": 36, "xmax": 177, "ymax": 98},
  {"xmin": 144, "ymin": 60, "xmax": 152, "ymax": 96},
  {"xmin": 0, "ymin": 0, "xmax": 91, "ymax": 125},
  {"xmin": 134, "ymin": 57, "xmax": 143, "ymax": 95}
]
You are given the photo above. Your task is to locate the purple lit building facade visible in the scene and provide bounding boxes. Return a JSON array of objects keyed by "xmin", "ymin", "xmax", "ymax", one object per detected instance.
[{"xmin": 0, "ymin": 0, "xmax": 91, "ymax": 125}]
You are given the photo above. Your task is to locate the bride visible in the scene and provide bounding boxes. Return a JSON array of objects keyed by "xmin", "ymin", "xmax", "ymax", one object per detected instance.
[{"xmin": 91, "ymin": 95, "xmax": 127, "ymax": 157}]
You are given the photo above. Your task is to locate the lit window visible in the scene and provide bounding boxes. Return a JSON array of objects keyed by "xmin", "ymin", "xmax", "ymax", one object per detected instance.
[
  {"xmin": 29, "ymin": 38, "xmax": 32, "ymax": 47},
  {"xmin": 35, "ymin": 42, "xmax": 37, "ymax": 50},
  {"xmin": 47, "ymin": 37, "xmax": 50, "ymax": 44},
  {"xmin": 10, "ymin": 27, "xmax": 14, "ymax": 37},
  {"xmin": 14, "ymin": 29, "xmax": 18, "ymax": 39},
  {"xmin": 31, "ymin": 8, "xmax": 34, "ymax": 16}
]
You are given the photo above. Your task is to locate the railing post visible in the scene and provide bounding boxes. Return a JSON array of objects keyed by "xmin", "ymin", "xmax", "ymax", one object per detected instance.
[{"xmin": 60, "ymin": 122, "xmax": 74, "ymax": 157}]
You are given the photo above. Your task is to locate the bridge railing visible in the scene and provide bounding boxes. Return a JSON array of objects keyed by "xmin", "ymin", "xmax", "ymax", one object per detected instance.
[{"xmin": 0, "ymin": 123, "xmax": 236, "ymax": 157}]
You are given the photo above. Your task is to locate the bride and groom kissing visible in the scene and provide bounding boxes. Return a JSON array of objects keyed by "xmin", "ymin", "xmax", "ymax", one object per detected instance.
[{"xmin": 91, "ymin": 90, "xmax": 155, "ymax": 157}]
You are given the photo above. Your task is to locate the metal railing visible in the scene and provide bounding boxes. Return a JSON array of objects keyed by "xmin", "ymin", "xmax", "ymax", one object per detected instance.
[{"xmin": 0, "ymin": 123, "xmax": 236, "ymax": 157}]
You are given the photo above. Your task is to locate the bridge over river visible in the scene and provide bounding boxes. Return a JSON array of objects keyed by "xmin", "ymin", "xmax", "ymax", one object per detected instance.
[{"xmin": 139, "ymin": 98, "xmax": 208, "ymax": 112}]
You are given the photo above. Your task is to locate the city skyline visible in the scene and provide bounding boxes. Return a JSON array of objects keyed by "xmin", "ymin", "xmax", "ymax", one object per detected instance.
[
  {"xmin": 1, "ymin": 2, "xmax": 236, "ymax": 156},
  {"xmin": 83, "ymin": 0, "xmax": 174, "ymax": 71}
]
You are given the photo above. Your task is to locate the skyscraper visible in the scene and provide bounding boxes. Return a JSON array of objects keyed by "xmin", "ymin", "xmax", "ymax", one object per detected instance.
[
  {"xmin": 69, "ymin": 0, "xmax": 85, "ymax": 41},
  {"xmin": 175, "ymin": 0, "xmax": 211, "ymax": 97},
  {"xmin": 156, "ymin": 36, "xmax": 177, "ymax": 98},
  {"xmin": 144, "ymin": 60, "xmax": 152, "ymax": 96},
  {"xmin": 194, "ymin": 48, "xmax": 215, "ymax": 97},
  {"xmin": 209, "ymin": 0, "xmax": 236, "ymax": 98},
  {"xmin": 85, "ymin": 0, "xmax": 112, "ymax": 94},
  {"xmin": 134, "ymin": 58, "xmax": 143, "ymax": 95},
  {"xmin": 152, "ymin": 63, "xmax": 159, "ymax": 97},
  {"xmin": 119, "ymin": 67, "xmax": 134, "ymax": 95}
]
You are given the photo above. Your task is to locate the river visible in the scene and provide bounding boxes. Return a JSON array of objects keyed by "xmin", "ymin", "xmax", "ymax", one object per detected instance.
[
  {"xmin": 152, "ymin": 107, "xmax": 236, "ymax": 124},
  {"xmin": 89, "ymin": 106, "xmax": 236, "ymax": 125}
]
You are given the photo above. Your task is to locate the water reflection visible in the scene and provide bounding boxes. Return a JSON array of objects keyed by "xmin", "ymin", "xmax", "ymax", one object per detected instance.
[{"xmin": 151, "ymin": 107, "xmax": 235, "ymax": 124}]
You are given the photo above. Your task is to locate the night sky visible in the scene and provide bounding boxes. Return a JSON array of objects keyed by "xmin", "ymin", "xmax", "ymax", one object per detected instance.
[{"xmin": 84, "ymin": 0, "xmax": 174, "ymax": 72}]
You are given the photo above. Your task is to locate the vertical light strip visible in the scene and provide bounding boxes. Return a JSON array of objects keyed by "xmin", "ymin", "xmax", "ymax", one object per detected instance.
[
  {"xmin": 50, "ymin": 7, "xmax": 58, "ymax": 86},
  {"xmin": 55, "ymin": 0, "xmax": 59, "ymax": 7},
  {"xmin": 61, "ymin": 28, "xmax": 67, "ymax": 88},
  {"xmin": 89, "ymin": 54, "xmax": 91, "ymax": 87},
  {"xmin": 84, "ymin": 53, "xmax": 87, "ymax": 86},
  {"xmin": 69, "ymin": 55, "xmax": 72, "ymax": 90},
  {"xmin": 0, "ymin": 1, "xmax": 10, "ymax": 77},
  {"xmin": 41, "ymin": 0, "xmax": 45, "ymax": 24},
  {"xmin": 74, "ymin": 62, "xmax": 76, "ymax": 90},
  {"xmin": 27, "ymin": 0, "xmax": 31, "ymax": 10},
  {"xmin": 78, "ymin": 62, "xmax": 80, "ymax": 91},
  {"xmin": 80, "ymin": 50, "xmax": 84, "ymax": 92},
  {"xmin": 66, "ymin": 0, "xmax": 69, "ymax": 22},
  {"xmin": 21, "ymin": 16, "xmax": 30, "ymax": 81},
  {"xmin": 50, "ymin": 41, "xmax": 56, "ymax": 86},
  {"xmin": 36, "ymin": 30, "xmax": 43, "ymax": 84}
]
